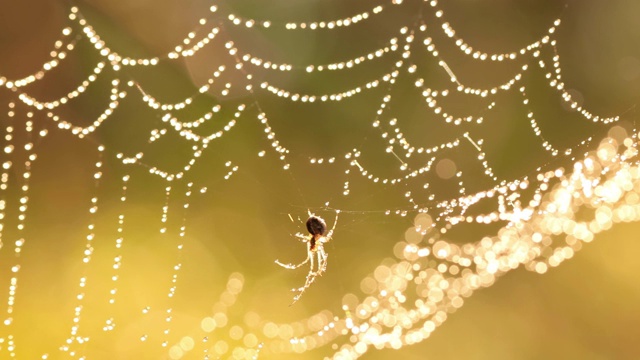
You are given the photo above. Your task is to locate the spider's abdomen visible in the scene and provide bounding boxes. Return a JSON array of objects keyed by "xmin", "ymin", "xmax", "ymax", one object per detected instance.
[{"xmin": 306, "ymin": 215, "xmax": 327, "ymax": 237}]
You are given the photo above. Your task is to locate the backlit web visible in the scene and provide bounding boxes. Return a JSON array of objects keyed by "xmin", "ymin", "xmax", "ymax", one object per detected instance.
[{"xmin": 1, "ymin": 0, "xmax": 640, "ymax": 358}]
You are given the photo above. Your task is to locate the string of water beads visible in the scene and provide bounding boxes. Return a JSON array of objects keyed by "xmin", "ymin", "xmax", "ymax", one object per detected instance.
[
  {"xmin": 0, "ymin": 102, "xmax": 16, "ymax": 250},
  {"xmin": 412, "ymin": 25, "xmax": 518, "ymax": 123},
  {"xmin": 230, "ymin": 35, "xmax": 400, "ymax": 73},
  {"xmin": 42, "ymin": 79, "xmax": 125, "ymax": 139},
  {"xmin": 518, "ymin": 84, "xmax": 593, "ymax": 157},
  {"xmin": 158, "ymin": 104, "xmax": 221, "ymax": 131},
  {"xmin": 130, "ymin": 65, "xmax": 226, "ymax": 111},
  {"xmin": 114, "ymin": 110, "xmax": 246, "ymax": 183},
  {"xmin": 426, "ymin": 0, "xmax": 560, "ymax": 62},
  {"xmin": 17, "ymin": 62, "xmax": 106, "ymax": 110},
  {"xmin": 0, "ymin": 103, "xmax": 16, "ymax": 357},
  {"xmin": 2, "ymin": 109, "xmax": 47, "ymax": 359},
  {"xmin": 100, "ymin": 174, "xmax": 129, "ymax": 335},
  {"xmin": 137, "ymin": 184, "xmax": 173, "ymax": 345},
  {"xmin": 69, "ymin": 5, "xmax": 221, "ymax": 68},
  {"xmin": 117, "ymin": 146, "xmax": 197, "ymax": 181},
  {"xmin": 257, "ymin": 69, "xmax": 397, "ymax": 102},
  {"xmin": 253, "ymin": 111, "xmax": 292, "ymax": 169},
  {"xmin": 414, "ymin": 85, "xmax": 488, "ymax": 125},
  {"xmin": 222, "ymin": 1, "xmax": 393, "ymax": 30},
  {"xmin": 159, "ymin": 182, "xmax": 194, "ymax": 349},
  {"xmin": 219, "ymin": 41, "xmax": 295, "ymax": 171},
  {"xmin": 348, "ymin": 149, "xmax": 436, "ymax": 186},
  {"xmin": 223, "ymin": 161, "xmax": 240, "ymax": 180},
  {"xmin": 543, "ymin": 44, "xmax": 620, "ymax": 124},
  {"xmin": 166, "ymin": 24, "xmax": 220, "ymax": 60},
  {"xmin": 137, "ymin": 185, "xmax": 210, "ymax": 347},
  {"xmin": 0, "ymin": 26, "xmax": 77, "ymax": 89},
  {"xmin": 157, "ymin": 104, "xmax": 246, "ymax": 144},
  {"xmin": 57, "ymin": 145, "xmax": 105, "ymax": 359},
  {"xmin": 417, "ymin": 24, "xmax": 531, "ymax": 97}
]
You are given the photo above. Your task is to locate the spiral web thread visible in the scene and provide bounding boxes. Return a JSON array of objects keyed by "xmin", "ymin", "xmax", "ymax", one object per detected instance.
[{"xmin": 0, "ymin": 0, "xmax": 638, "ymax": 359}]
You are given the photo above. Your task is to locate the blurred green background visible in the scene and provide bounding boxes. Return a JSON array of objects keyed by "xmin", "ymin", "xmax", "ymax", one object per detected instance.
[{"xmin": 1, "ymin": 0, "xmax": 640, "ymax": 358}]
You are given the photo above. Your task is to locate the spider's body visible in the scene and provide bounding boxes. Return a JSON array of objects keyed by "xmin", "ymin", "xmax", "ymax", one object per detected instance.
[
  {"xmin": 306, "ymin": 215, "xmax": 327, "ymax": 251},
  {"xmin": 275, "ymin": 211, "xmax": 339, "ymax": 305}
]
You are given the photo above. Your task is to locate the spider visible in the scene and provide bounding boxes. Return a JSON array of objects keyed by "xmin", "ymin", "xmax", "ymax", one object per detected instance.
[{"xmin": 275, "ymin": 210, "xmax": 339, "ymax": 305}]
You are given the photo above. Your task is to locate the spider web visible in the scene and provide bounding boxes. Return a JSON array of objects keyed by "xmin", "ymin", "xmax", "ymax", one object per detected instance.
[{"xmin": 1, "ymin": 0, "xmax": 640, "ymax": 359}]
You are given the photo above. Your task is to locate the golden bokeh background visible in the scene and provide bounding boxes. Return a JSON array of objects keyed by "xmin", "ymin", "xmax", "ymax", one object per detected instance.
[{"xmin": 1, "ymin": 0, "xmax": 640, "ymax": 359}]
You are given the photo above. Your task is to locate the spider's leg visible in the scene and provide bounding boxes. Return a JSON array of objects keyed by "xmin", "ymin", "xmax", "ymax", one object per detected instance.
[
  {"xmin": 308, "ymin": 243, "xmax": 316, "ymax": 273},
  {"xmin": 316, "ymin": 247, "xmax": 328, "ymax": 275},
  {"xmin": 275, "ymin": 234, "xmax": 313, "ymax": 269},
  {"xmin": 290, "ymin": 269, "xmax": 318, "ymax": 306},
  {"xmin": 295, "ymin": 233, "xmax": 309, "ymax": 242},
  {"xmin": 275, "ymin": 254, "xmax": 309, "ymax": 269},
  {"xmin": 324, "ymin": 210, "xmax": 340, "ymax": 242},
  {"xmin": 289, "ymin": 243, "xmax": 320, "ymax": 305},
  {"xmin": 293, "ymin": 272, "xmax": 317, "ymax": 294}
]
